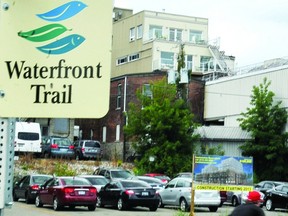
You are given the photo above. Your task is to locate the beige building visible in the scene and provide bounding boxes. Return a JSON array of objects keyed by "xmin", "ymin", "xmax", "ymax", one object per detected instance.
[{"xmin": 112, "ymin": 8, "xmax": 235, "ymax": 80}]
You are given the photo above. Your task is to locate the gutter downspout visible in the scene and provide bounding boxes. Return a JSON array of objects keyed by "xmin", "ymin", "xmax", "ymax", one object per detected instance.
[{"xmin": 123, "ymin": 76, "xmax": 127, "ymax": 161}]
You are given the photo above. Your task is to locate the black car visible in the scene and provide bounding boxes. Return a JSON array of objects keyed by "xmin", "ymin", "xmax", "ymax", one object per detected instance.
[
  {"xmin": 264, "ymin": 183, "xmax": 288, "ymax": 211},
  {"xmin": 73, "ymin": 140, "xmax": 102, "ymax": 160},
  {"xmin": 97, "ymin": 179, "xmax": 159, "ymax": 211},
  {"xmin": 254, "ymin": 180, "xmax": 286, "ymax": 194},
  {"xmin": 13, "ymin": 174, "xmax": 52, "ymax": 204}
]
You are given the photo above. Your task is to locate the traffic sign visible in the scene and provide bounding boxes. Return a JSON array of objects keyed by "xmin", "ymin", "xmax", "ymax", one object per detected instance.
[{"xmin": 0, "ymin": 0, "xmax": 112, "ymax": 118}]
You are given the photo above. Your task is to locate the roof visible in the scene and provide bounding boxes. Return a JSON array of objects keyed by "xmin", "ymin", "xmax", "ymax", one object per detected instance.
[{"xmin": 195, "ymin": 126, "xmax": 252, "ymax": 141}]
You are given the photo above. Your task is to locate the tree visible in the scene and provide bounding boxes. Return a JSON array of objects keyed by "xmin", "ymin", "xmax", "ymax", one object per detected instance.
[
  {"xmin": 124, "ymin": 78, "xmax": 199, "ymax": 177},
  {"xmin": 237, "ymin": 78, "xmax": 288, "ymax": 181}
]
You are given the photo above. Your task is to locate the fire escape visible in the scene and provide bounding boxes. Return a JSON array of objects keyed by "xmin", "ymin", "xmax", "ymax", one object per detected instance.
[{"xmin": 202, "ymin": 45, "xmax": 231, "ymax": 81}]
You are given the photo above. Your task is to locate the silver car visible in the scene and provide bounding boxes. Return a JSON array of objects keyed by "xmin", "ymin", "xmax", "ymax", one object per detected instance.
[
  {"xmin": 78, "ymin": 175, "xmax": 109, "ymax": 192},
  {"xmin": 158, "ymin": 177, "xmax": 221, "ymax": 212}
]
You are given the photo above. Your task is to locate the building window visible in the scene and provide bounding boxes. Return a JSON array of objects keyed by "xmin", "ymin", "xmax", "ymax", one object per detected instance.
[
  {"xmin": 142, "ymin": 84, "xmax": 152, "ymax": 99},
  {"xmin": 117, "ymin": 56, "xmax": 128, "ymax": 65},
  {"xmin": 200, "ymin": 56, "xmax": 212, "ymax": 72},
  {"xmin": 102, "ymin": 126, "xmax": 106, "ymax": 143},
  {"xmin": 137, "ymin": 25, "xmax": 143, "ymax": 39},
  {"xmin": 169, "ymin": 28, "xmax": 182, "ymax": 42},
  {"xmin": 186, "ymin": 55, "xmax": 193, "ymax": 70},
  {"xmin": 129, "ymin": 53, "xmax": 140, "ymax": 62},
  {"xmin": 117, "ymin": 84, "xmax": 122, "ymax": 109},
  {"xmin": 149, "ymin": 25, "xmax": 162, "ymax": 39},
  {"xmin": 189, "ymin": 30, "xmax": 202, "ymax": 43},
  {"xmin": 130, "ymin": 27, "xmax": 135, "ymax": 41},
  {"xmin": 116, "ymin": 125, "xmax": 120, "ymax": 141},
  {"xmin": 161, "ymin": 51, "xmax": 174, "ymax": 69}
]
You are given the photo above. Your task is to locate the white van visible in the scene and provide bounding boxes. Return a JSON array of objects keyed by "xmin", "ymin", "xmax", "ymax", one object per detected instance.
[{"xmin": 14, "ymin": 122, "xmax": 42, "ymax": 156}]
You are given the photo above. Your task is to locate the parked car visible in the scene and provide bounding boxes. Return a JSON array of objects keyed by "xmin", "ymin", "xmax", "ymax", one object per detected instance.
[
  {"xmin": 95, "ymin": 167, "xmax": 134, "ymax": 182},
  {"xmin": 97, "ymin": 179, "xmax": 159, "ymax": 211},
  {"xmin": 254, "ymin": 180, "xmax": 286, "ymax": 194},
  {"xmin": 129, "ymin": 176, "xmax": 166, "ymax": 191},
  {"xmin": 158, "ymin": 177, "xmax": 220, "ymax": 212},
  {"xmin": 35, "ymin": 176, "xmax": 97, "ymax": 211},
  {"xmin": 174, "ymin": 172, "xmax": 226, "ymax": 207},
  {"xmin": 13, "ymin": 174, "xmax": 52, "ymax": 204},
  {"xmin": 78, "ymin": 175, "xmax": 109, "ymax": 192},
  {"xmin": 144, "ymin": 173, "xmax": 171, "ymax": 184},
  {"xmin": 226, "ymin": 190, "xmax": 265, "ymax": 207},
  {"xmin": 73, "ymin": 139, "xmax": 102, "ymax": 160},
  {"xmin": 264, "ymin": 183, "xmax": 288, "ymax": 211},
  {"xmin": 41, "ymin": 136, "xmax": 74, "ymax": 159},
  {"xmin": 175, "ymin": 172, "xmax": 193, "ymax": 178}
]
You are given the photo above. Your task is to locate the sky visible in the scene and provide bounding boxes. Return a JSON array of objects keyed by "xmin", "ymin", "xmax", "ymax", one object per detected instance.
[{"xmin": 113, "ymin": 0, "xmax": 288, "ymax": 68}]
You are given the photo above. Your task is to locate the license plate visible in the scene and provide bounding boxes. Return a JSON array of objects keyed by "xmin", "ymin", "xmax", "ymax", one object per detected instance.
[
  {"xmin": 141, "ymin": 192, "xmax": 149, "ymax": 196},
  {"xmin": 78, "ymin": 191, "xmax": 86, "ymax": 195}
]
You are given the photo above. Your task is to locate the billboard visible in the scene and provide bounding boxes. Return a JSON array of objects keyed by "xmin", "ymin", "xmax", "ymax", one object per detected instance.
[
  {"xmin": 193, "ymin": 155, "xmax": 254, "ymax": 191},
  {"xmin": 0, "ymin": 0, "xmax": 112, "ymax": 118}
]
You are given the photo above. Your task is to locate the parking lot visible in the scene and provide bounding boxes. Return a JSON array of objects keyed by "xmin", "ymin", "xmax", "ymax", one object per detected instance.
[{"xmin": 3, "ymin": 200, "xmax": 288, "ymax": 216}]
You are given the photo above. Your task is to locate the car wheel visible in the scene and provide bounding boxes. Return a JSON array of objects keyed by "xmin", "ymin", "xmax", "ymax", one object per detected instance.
[
  {"xmin": 158, "ymin": 196, "xmax": 164, "ymax": 208},
  {"xmin": 180, "ymin": 198, "xmax": 189, "ymax": 212},
  {"xmin": 53, "ymin": 197, "xmax": 62, "ymax": 211},
  {"xmin": 88, "ymin": 204, "xmax": 96, "ymax": 211},
  {"xmin": 117, "ymin": 198, "xmax": 126, "ymax": 210},
  {"xmin": 35, "ymin": 195, "xmax": 43, "ymax": 207},
  {"xmin": 149, "ymin": 204, "xmax": 158, "ymax": 211},
  {"xmin": 96, "ymin": 196, "xmax": 104, "ymax": 207},
  {"xmin": 232, "ymin": 196, "xmax": 239, "ymax": 207},
  {"xmin": 13, "ymin": 192, "xmax": 18, "ymax": 202},
  {"xmin": 208, "ymin": 206, "xmax": 218, "ymax": 212},
  {"xmin": 265, "ymin": 199, "xmax": 274, "ymax": 211},
  {"xmin": 25, "ymin": 193, "xmax": 33, "ymax": 204}
]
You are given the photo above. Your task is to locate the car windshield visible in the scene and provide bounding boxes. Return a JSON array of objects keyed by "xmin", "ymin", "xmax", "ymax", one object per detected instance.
[
  {"xmin": 86, "ymin": 177, "xmax": 108, "ymax": 185},
  {"xmin": 54, "ymin": 138, "xmax": 71, "ymax": 146},
  {"xmin": 32, "ymin": 176, "xmax": 51, "ymax": 184},
  {"xmin": 85, "ymin": 141, "xmax": 100, "ymax": 148},
  {"xmin": 121, "ymin": 181, "xmax": 150, "ymax": 188},
  {"xmin": 62, "ymin": 178, "xmax": 91, "ymax": 186},
  {"xmin": 154, "ymin": 175, "xmax": 170, "ymax": 180},
  {"xmin": 111, "ymin": 170, "xmax": 133, "ymax": 178}
]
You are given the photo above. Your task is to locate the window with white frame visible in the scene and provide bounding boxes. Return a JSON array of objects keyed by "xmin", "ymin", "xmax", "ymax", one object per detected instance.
[
  {"xmin": 116, "ymin": 84, "xmax": 122, "ymax": 109},
  {"xmin": 129, "ymin": 27, "xmax": 135, "ymax": 41},
  {"xmin": 169, "ymin": 28, "xmax": 182, "ymax": 42},
  {"xmin": 116, "ymin": 125, "xmax": 120, "ymax": 141},
  {"xmin": 161, "ymin": 51, "xmax": 174, "ymax": 69},
  {"xmin": 200, "ymin": 56, "xmax": 212, "ymax": 72},
  {"xmin": 186, "ymin": 55, "xmax": 193, "ymax": 70},
  {"xmin": 189, "ymin": 30, "xmax": 203, "ymax": 43},
  {"xmin": 137, "ymin": 25, "xmax": 143, "ymax": 39},
  {"xmin": 149, "ymin": 25, "xmax": 162, "ymax": 39},
  {"xmin": 102, "ymin": 126, "xmax": 106, "ymax": 143},
  {"xmin": 117, "ymin": 56, "xmax": 128, "ymax": 65},
  {"xmin": 129, "ymin": 53, "xmax": 140, "ymax": 62}
]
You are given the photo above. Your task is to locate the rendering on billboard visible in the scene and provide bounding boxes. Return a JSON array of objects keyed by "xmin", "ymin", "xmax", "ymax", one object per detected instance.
[{"xmin": 193, "ymin": 155, "xmax": 254, "ymax": 191}]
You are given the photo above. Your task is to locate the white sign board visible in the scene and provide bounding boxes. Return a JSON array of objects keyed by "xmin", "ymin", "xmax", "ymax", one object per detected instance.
[{"xmin": 0, "ymin": 0, "xmax": 112, "ymax": 118}]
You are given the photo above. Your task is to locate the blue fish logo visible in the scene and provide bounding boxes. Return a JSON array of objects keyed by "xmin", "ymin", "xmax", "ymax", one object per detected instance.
[
  {"xmin": 36, "ymin": 34, "xmax": 85, "ymax": 55},
  {"xmin": 37, "ymin": 1, "xmax": 87, "ymax": 22},
  {"xmin": 18, "ymin": 1, "xmax": 87, "ymax": 55}
]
